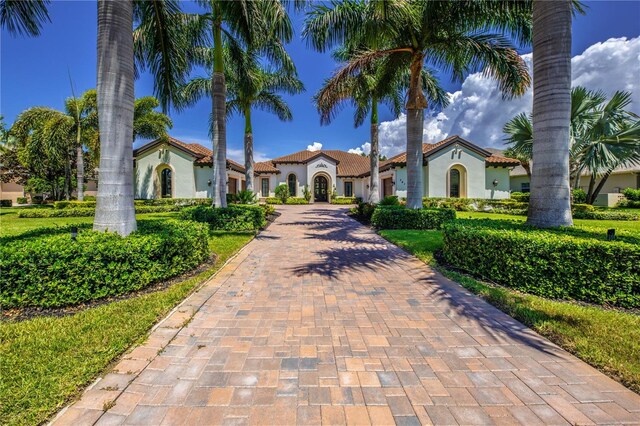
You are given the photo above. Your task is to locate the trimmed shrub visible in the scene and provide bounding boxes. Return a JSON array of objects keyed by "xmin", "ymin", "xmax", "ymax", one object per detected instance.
[
  {"xmin": 371, "ymin": 206, "xmax": 456, "ymax": 230},
  {"xmin": 180, "ymin": 205, "xmax": 266, "ymax": 231},
  {"xmin": 265, "ymin": 197, "xmax": 283, "ymax": 205},
  {"xmin": 352, "ymin": 202, "xmax": 376, "ymax": 223},
  {"xmin": 285, "ymin": 197, "xmax": 309, "ymax": 205},
  {"xmin": 236, "ymin": 190, "xmax": 257, "ymax": 205},
  {"xmin": 274, "ymin": 184, "xmax": 289, "ymax": 203},
  {"xmin": 379, "ymin": 195, "xmax": 400, "ymax": 206},
  {"xmin": 622, "ymin": 188, "xmax": 640, "ymax": 202},
  {"xmin": 16, "ymin": 197, "xmax": 28, "ymax": 204},
  {"xmin": 1, "ymin": 199, "xmax": 12, "ymax": 207},
  {"xmin": 260, "ymin": 204, "xmax": 276, "ymax": 217},
  {"xmin": 442, "ymin": 220, "xmax": 640, "ymax": 308},
  {"xmin": 18, "ymin": 205, "xmax": 180, "ymax": 218},
  {"xmin": 54, "ymin": 200, "xmax": 97, "ymax": 209},
  {"xmin": 510, "ymin": 192, "xmax": 530, "ymax": 202},
  {"xmin": 331, "ymin": 197, "xmax": 358, "ymax": 205},
  {"xmin": 572, "ymin": 189, "xmax": 587, "ymax": 204},
  {"xmin": 31, "ymin": 195, "xmax": 44, "ymax": 204},
  {"xmin": 84, "ymin": 195, "xmax": 96, "ymax": 201},
  {"xmin": 573, "ymin": 210, "xmax": 639, "ymax": 221},
  {"xmin": 0, "ymin": 219, "xmax": 210, "ymax": 308},
  {"xmin": 617, "ymin": 199, "xmax": 640, "ymax": 208},
  {"xmin": 572, "ymin": 203, "xmax": 595, "ymax": 213}
]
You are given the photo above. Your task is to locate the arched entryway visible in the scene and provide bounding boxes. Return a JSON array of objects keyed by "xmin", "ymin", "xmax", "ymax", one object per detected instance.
[
  {"xmin": 447, "ymin": 164, "xmax": 467, "ymax": 198},
  {"xmin": 313, "ymin": 174, "xmax": 329, "ymax": 202}
]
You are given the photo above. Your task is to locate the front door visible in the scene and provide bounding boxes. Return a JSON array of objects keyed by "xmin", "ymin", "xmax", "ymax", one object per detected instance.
[
  {"xmin": 382, "ymin": 177, "xmax": 393, "ymax": 197},
  {"xmin": 314, "ymin": 175, "xmax": 328, "ymax": 202}
]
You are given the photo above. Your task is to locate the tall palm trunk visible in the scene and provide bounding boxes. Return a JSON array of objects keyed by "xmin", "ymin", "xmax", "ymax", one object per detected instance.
[
  {"xmin": 64, "ymin": 153, "xmax": 71, "ymax": 200},
  {"xmin": 405, "ymin": 54, "xmax": 427, "ymax": 209},
  {"xmin": 527, "ymin": 0, "xmax": 573, "ymax": 227},
  {"xmin": 76, "ymin": 129, "xmax": 84, "ymax": 201},
  {"xmin": 94, "ymin": 0, "xmax": 137, "ymax": 235},
  {"xmin": 587, "ymin": 168, "xmax": 613, "ymax": 204},
  {"xmin": 211, "ymin": 21, "xmax": 227, "ymax": 207},
  {"xmin": 368, "ymin": 99, "xmax": 380, "ymax": 204},
  {"xmin": 243, "ymin": 107, "xmax": 255, "ymax": 193}
]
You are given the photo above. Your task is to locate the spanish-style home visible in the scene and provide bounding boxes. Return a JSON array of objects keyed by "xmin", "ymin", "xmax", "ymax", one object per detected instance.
[{"xmin": 132, "ymin": 135, "xmax": 522, "ymax": 202}]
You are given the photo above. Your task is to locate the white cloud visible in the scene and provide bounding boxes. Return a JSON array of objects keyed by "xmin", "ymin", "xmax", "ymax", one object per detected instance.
[
  {"xmin": 348, "ymin": 142, "xmax": 371, "ymax": 156},
  {"xmin": 361, "ymin": 37, "xmax": 640, "ymax": 157},
  {"xmin": 227, "ymin": 148, "xmax": 270, "ymax": 164},
  {"xmin": 307, "ymin": 141, "xmax": 323, "ymax": 151}
]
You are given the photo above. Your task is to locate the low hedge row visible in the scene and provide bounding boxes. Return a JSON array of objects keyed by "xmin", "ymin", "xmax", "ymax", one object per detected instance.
[
  {"xmin": 331, "ymin": 197, "xmax": 358, "ymax": 205},
  {"xmin": 371, "ymin": 206, "xmax": 456, "ymax": 230},
  {"xmin": 442, "ymin": 220, "xmax": 640, "ymax": 308},
  {"xmin": 17, "ymin": 205, "xmax": 180, "ymax": 218},
  {"xmin": 17, "ymin": 197, "xmax": 28, "ymax": 204},
  {"xmin": 265, "ymin": 197, "xmax": 282, "ymax": 205},
  {"xmin": 422, "ymin": 197, "xmax": 527, "ymax": 212},
  {"xmin": 54, "ymin": 198, "xmax": 211, "ymax": 209},
  {"xmin": 573, "ymin": 210, "xmax": 639, "ymax": 221},
  {"xmin": 617, "ymin": 199, "xmax": 640, "ymax": 208},
  {"xmin": 285, "ymin": 197, "xmax": 309, "ymax": 205},
  {"xmin": 1, "ymin": 199, "xmax": 12, "ymax": 207},
  {"xmin": 180, "ymin": 205, "xmax": 266, "ymax": 231},
  {"xmin": 0, "ymin": 219, "xmax": 210, "ymax": 308}
]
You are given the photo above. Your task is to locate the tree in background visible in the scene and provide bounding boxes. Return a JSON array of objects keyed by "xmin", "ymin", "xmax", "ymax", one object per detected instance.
[
  {"xmin": 312, "ymin": 43, "xmax": 447, "ymax": 204},
  {"xmin": 304, "ymin": 0, "xmax": 531, "ymax": 209},
  {"xmin": 504, "ymin": 86, "xmax": 639, "ymax": 205}
]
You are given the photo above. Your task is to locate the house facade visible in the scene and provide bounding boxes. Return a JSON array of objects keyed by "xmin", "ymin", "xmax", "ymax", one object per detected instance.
[{"xmin": 133, "ymin": 135, "xmax": 520, "ymax": 202}]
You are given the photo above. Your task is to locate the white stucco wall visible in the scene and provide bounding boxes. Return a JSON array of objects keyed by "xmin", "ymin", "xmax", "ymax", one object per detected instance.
[
  {"xmin": 135, "ymin": 144, "xmax": 196, "ymax": 199},
  {"xmin": 306, "ymin": 157, "xmax": 337, "ymax": 202},
  {"xmin": 194, "ymin": 166, "xmax": 213, "ymax": 198},
  {"xmin": 274, "ymin": 164, "xmax": 307, "ymax": 197},
  {"xmin": 427, "ymin": 146, "xmax": 486, "ymax": 198},
  {"xmin": 256, "ymin": 174, "xmax": 278, "ymax": 198},
  {"xmin": 485, "ymin": 167, "xmax": 511, "ymax": 199},
  {"xmin": 511, "ymin": 171, "xmax": 639, "ymax": 195},
  {"xmin": 510, "ymin": 175, "xmax": 530, "ymax": 192}
]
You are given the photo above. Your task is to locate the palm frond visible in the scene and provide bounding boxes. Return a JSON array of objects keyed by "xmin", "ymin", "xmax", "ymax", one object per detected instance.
[{"xmin": 0, "ymin": 0, "xmax": 50, "ymax": 37}]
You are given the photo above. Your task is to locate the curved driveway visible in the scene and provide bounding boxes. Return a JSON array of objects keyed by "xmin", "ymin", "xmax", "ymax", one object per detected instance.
[{"xmin": 54, "ymin": 204, "xmax": 640, "ymax": 425}]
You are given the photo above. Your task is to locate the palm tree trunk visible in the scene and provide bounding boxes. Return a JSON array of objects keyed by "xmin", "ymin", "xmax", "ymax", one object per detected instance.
[
  {"xmin": 211, "ymin": 21, "xmax": 227, "ymax": 208},
  {"xmin": 64, "ymin": 153, "xmax": 71, "ymax": 200},
  {"xmin": 94, "ymin": 0, "xmax": 137, "ymax": 235},
  {"xmin": 368, "ymin": 99, "xmax": 380, "ymax": 204},
  {"xmin": 405, "ymin": 54, "xmax": 427, "ymax": 209},
  {"xmin": 76, "ymin": 129, "xmax": 84, "ymax": 201},
  {"xmin": 586, "ymin": 174, "xmax": 596, "ymax": 204},
  {"xmin": 588, "ymin": 168, "xmax": 613, "ymax": 204},
  {"xmin": 526, "ymin": 0, "xmax": 573, "ymax": 227},
  {"xmin": 244, "ymin": 107, "xmax": 254, "ymax": 193}
]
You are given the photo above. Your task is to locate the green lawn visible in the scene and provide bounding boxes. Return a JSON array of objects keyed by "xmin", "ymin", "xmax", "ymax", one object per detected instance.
[
  {"xmin": 0, "ymin": 214, "xmax": 254, "ymax": 426},
  {"xmin": 380, "ymin": 225, "xmax": 640, "ymax": 395}
]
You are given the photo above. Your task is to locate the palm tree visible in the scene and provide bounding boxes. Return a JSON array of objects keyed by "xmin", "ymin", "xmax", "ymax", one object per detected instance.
[
  {"xmin": 527, "ymin": 0, "xmax": 574, "ymax": 227},
  {"xmin": 504, "ymin": 87, "xmax": 638, "ymax": 204},
  {"xmin": 315, "ymin": 46, "xmax": 447, "ymax": 204},
  {"xmin": 179, "ymin": 0, "xmax": 293, "ymax": 207},
  {"xmin": 65, "ymin": 89, "xmax": 98, "ymax": 201},
  {"xmin": 226, "ymin": 51, "xmax": 303, "ymax": 192},
  {"xmin": 304, "ymin": 1, "xmax": 531, "ymax": 209},
  {"xmin": 2, "ymin": 0, "xmax": 189, "ymax": 234}
]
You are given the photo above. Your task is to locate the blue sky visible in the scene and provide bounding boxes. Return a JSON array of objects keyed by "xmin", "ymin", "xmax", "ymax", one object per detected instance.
[{"xmin": 1, "ymin": 1, "xmax": 639, "ymax": 161}]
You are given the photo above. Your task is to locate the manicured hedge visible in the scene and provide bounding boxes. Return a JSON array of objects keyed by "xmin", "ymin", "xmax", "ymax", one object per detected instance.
[
  {"xmin": 617, "ymin": 199, "xmax": 640, "ymax": 208},
  {"xmin": 17, "ymin": 205, "xmax": 180, "ymax": 218},
  {"xmin": 331, "ymin": 197, "xmax": 358, "ymax": 205},
  {"xmin": 285, "ymin": 197, "xmax": 309, "ymax": 205},
  {"xmin": 442, "ymin": 220, "xmax": 640, "ymax": 308},
  {"xmin": 371, "ymin": 206, "xmax": 456, "ymax": 230},
  {"xmin": 54, "ymin": 200, "xmax": 97, "ymax": 209},
  {"xmin": 54, "ymin": 198, "xmax": 210, "ymax": 209},
  {"xmin": 0, "ymin": 219, "xmax": 210, "ymax": 308},
  {"xmin": 265, "ymin": 197, "xmax": 282, "ymax": 205},
  {"xmin": 1, "ymin": 199, "xmax": 12, "ymax": 207},
  {"xmin": 622, "ymin": 188, "xmax": 640, "ymax": 202},
  {"xmin": 17, "ymin": 197, "xmax": 28, "ymax": 204},
  {"xmin": 572, "ymin": 210, "xmax": 639, "ymax": 221},
  {"xmin": 180, "ymin": 205, "xmax": 266, "ymax": 231},
  {"xmin": 510, "ymin": 192, "xmax": 530, "ymax": 202},
  {"xmin": 422, "ymin": 197, "xmax": 527, "ymax": 212}
]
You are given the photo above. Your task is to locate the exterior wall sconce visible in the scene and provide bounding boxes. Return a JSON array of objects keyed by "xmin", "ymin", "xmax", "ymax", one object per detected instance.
[
  {"xmin": 492, "ymin": 179, "xmax": 499, "ymax": 187},
  {"xmin": 207, "ymin": 179, "xmax": 212, "ymax": 186},
  {"xmin": 391, "ymin": 181, "xmax": 396, "ymax": 186}
]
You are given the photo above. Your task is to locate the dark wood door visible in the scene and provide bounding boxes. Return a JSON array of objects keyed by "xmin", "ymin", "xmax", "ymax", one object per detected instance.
[
  {"xmin": 383, "ymin": 178, "xmax": 393, "ymax": 197},
  {"xmin": 314, "ymin": 175, "xmax": 328, "ymax": 202}
]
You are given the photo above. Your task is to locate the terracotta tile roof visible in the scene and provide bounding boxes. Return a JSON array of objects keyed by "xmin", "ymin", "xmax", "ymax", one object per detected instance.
[
  {"xmin": 255, "ymin": 161, "xmax": 280, "ymax": 174},
  {"xmin": 270, "ymin": 149, "xmax": 371, "ymax": 177},
  {"xmin": 485, "ymin": 154, "xmax": 520, "ymax": 166}
]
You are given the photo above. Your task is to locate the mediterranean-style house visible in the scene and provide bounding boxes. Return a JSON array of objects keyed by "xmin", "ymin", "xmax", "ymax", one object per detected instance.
[{"xmin": 132, "ymin": 135, "xmax": 521, "ymax": 202}]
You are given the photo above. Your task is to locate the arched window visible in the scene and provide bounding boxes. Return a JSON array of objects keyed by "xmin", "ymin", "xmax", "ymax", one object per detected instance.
[
  {"xmin": 161, "ymin": 168, "xmax": 172, "ymax": 198},
  {"xmin": 449, "ymin": 169, "xmax": 460, "ymax": 198},
  {"xmin": 287, "ymin": 174, "xmax": 297, "ymax": 197}
]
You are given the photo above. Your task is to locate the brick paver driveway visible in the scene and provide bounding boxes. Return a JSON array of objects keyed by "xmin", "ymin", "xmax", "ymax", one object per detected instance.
[{"xmin": 54, "ymin": 204, "xmax": 640, "ymax": 425}]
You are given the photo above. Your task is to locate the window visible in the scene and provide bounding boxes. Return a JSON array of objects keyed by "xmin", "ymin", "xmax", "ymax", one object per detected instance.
[
  {"xmin": 228, "ymin": 177, "xmax": 238, "ymax": 195},
  {"xmin": 521, "ymin": 182, "xmax": 530, "ymax": 193},
  {"xmin": 287, "ymin": 174, "xmax": 297, "ymax": 197},
  {"xmin": 449, "ymin": 169, "xmax": 460, "ymax": 198},
  {"xmin": 161, "ymin": 168, "xmax": 172, "ymax": 198},
  {"xmin": 344, "ymin": 181, "xmax": 353, "ymax": 197},
  {"xmin": 261, "ymin": 178, "xmax": 269, "ymax": 197}
]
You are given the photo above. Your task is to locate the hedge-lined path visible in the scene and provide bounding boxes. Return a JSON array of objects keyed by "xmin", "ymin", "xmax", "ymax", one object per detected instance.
[{"xmin": 53, "ymin": 204, "xmax": 640, "ymax": 425}]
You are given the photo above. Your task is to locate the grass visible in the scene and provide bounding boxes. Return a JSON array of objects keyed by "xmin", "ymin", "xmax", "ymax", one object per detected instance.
[
  {"xmin": 380, "ymin": 227, "xmax": 640, "ymax": 395},
  {"xmin": 0, "ymin": 226, "xmax": 254, "ymax": 426},
  {"xmin": 0, "ymin": 206, "xmax": 180, "ymax": 237}
]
